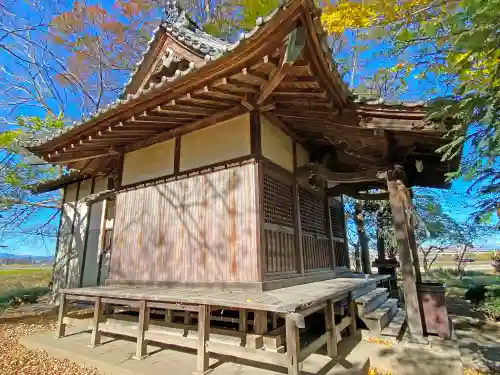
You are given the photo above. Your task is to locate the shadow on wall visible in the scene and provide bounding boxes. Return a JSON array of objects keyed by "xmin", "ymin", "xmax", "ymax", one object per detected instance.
[
  {"xmin": 50, "ymin": 201, "xmax": 89, "ymax": 304},
  {"xmin": 110, "ymin": 164, "xmax": 258, "ymax": 284}
]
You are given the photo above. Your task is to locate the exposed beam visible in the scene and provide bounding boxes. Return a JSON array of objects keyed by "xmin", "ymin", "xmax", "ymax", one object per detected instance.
[
  {"xmin": 262, "ymin": 111, "xmax": 303, "ymax": 143},
  {"xmin": 48, "ymin": 151, "xmax": 119, "ymax": 164},
  {"xmin": 272, "ymin": 89, "xmax": 327, "ymax": 98},
  {"xmin": 297, "ymin": 163, "xmax": 391, "ymax": 185},
  {"xmin": 126, "ymin": 119, "xmax": 180, "ymax": 127},
  {"xmin": 125, "ymin": 105, "xmax": 248, "ymax": 154},
  {"xmin": 155, "ymin": 103, "xmax": 213, "ymax": 115},
  {"xmin": 195, "ymin": 86, "xmax": 244, "ymax": 101},
  {"xmin": 325, "ymin": 185, "xmax": 389, "ymax": 200},
  {"xmin": 181, "ymin": 93, "xmax": 238, "ymax": 107},
  {"xmin": 135, "ymin": 114, "xmax": 194, "ymax": 123},
  {"xmin": 239, "ymin": 68, "xmax": 268, "ymax": 85},
  {"xmin": 257, "ymin": 27, "xmax": 306, "ymax": 105}
]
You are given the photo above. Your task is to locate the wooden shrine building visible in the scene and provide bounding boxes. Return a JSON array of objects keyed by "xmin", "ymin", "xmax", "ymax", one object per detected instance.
[{"xmin": 25, "ymin": 0, "xmax": 458, "ymax": 374}]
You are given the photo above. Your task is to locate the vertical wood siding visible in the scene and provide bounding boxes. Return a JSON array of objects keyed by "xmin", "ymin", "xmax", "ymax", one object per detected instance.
[
  {"xmin": 302, "ymin": 234, "xmax": 332, "ymax": 270},
  {"xmin": 262, "ymin": 168, "xmax": 298, "ymax": 276},
  {"xmin": 330, "ymin": 198, "xmax": 349, "ymax": 268},
  {"xmin": 299, "ymin": 188, "xmax": 333, "ymax": 271},
  {"xmin": 110, "ymin": 163, "xmax": 259, "ymax": 283}
]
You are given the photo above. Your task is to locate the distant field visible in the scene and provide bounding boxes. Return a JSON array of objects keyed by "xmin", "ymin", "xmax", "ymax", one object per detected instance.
[
  {"xmin": 435, "ymin": 251, "xmax": 495, "ymax": 262},
  {"xmin": 0, "ymin": 266, "xmax": 52, "ymax": 294}
]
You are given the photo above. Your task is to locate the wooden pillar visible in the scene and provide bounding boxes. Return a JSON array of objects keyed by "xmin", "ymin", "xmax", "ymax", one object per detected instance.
[
  {"xmin": 354, "ymin": 201, "xmax": 371, "ymax": 274},
  {"xmin": 56, "ymin": 293, "xmax": 68, "ymax": 338},
  {"xmin": 292, "ymin": 141, "xmax": 305, "ymax": 276},
  {"xmin": 184, "ymin": 310, "xmax": 192, "ymax": 325},
  {"xmin": 325, "ymin": 198, "xmax": 337, "ymax": 270},
  {"xmin": 348, "ymin": 298, "xmax": 357, "ymax": 337},
  {"xmin": 376, "ymin": 213, "xmax": 386, "ymax": 261},
  {"xmin": 239, "ymin": 309, "xmax": 247, "ymax": 332},
  {"xmin": 135, "ymin": 300, "xmax": 150, "ymax": 360},
  {"xmin": 285, "ymin": 314, "xmax": 301, "ymax": 375},
  {"xmin": 387, "ymin": 179, "xmax": 424, "ymax": 337},
  {"xmin": 407, "ymin": 225, "xmax": 422, "ymax": 284},
  {"xmin": 96, "ymin": 198, "xmax": 109, "ymax": 286},
  {"xmin": 324, "ymin": 299, "xmax": 338, "ymax": 357},
  {"xmin": 165, "ymin": 309, "xmax": 172, "ymax": 323},
  {"xmin": 254, "ymin": 310, "xmax": 268, "ymax": 334},
  {"xmin": 196, "ymin": 305, "xmax": 210, "ymax": 374},
  {"xmin": 90, "ymin": 297, "xmax": 104, "ymax": 347}
]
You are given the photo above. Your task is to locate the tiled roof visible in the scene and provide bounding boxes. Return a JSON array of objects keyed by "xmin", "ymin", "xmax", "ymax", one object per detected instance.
[
  {"xmin": 24, "ymin": 1, "xmax": 298, "ymax": 149},
  {"xmin": 352, "ymin": 94, "xmax": 426, "ymax": 108}
]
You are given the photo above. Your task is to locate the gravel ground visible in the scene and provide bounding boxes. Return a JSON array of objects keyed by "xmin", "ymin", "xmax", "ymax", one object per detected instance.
[{"xmin": 0, "ymin": 313, "xmax": 100, "ymax": 375}]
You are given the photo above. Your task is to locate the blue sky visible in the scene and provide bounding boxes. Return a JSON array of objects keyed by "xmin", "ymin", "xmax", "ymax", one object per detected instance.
[{"xmin": 0, "ymin": 1, "xmax": 498, "ymax": 256}]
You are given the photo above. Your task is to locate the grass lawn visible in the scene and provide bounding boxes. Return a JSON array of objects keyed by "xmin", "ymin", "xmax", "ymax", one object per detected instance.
[
  {"xmin": 0, "ymin": 267, "xmax": 52, "ymax": 294},
  {"xmin": 0, "ymin": 267, "xmax": 52, "ymax": 309}
]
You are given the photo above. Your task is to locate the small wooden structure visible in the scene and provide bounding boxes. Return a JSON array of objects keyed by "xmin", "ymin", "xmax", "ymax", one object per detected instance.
[{"xmin": 25, "ymin": 0, "xmax": 459, "ymax": 373}]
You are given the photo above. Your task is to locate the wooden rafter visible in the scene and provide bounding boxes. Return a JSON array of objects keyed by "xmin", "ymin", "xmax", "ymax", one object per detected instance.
[
  {"xmin": 257, "ymin": 27, "xmax": 306, "ymax": 105},
  {"xmin": 48, "ymin": 151, "xmax": 119, "ymax": 164}
]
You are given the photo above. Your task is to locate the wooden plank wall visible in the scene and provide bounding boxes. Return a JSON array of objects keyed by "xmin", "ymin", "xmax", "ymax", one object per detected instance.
[{"xmin": 110, "ymin": 162, "xmax": 259, "ymax": 283}]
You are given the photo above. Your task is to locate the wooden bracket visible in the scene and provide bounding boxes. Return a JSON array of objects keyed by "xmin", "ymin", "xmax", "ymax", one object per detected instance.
[{"xmin": 257, "ymin": 27, "xmax": 306, "ymax": 105}]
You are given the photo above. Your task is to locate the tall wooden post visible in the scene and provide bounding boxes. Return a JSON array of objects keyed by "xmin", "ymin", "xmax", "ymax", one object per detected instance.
[
  {"xmin": 386, "ymin": 178, "xmax": 424, "ymax": 338},
  {"xmin": 406, "ymin": 189, "xmax": 422, "ymax": 284},
  {"xmin": 354, "ymin": 201, "xmax": 371, "ymax": 274}
]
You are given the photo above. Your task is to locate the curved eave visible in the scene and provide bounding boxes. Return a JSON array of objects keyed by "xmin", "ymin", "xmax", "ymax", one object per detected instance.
[{"xmin": 27, "ymin": 0, "xmax": 349, "ymax": 159}]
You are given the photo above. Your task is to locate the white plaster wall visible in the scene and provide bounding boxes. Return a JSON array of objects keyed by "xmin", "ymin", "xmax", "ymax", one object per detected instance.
[
  {"xmin": 296, "ymin": 143, "xmax": 310, "ymax": 168},
  {"xmin": 180, "ymin": 114, "xmax": 250, "ymax": 171},
  {"xmin": 51, "ymin": 182, "xmax": 78, "ymax": 302},
  {"xmin": 122, "ymin": 138, "xmax": 175, "ymax": 186},
  {"xmin": 261, "ymin": 115, "xmax": 294, "ymax": 172},
  {"xmin": 81, "ymin": 177, "xmax": 107, "ymax": 287},
  {"xmin": 67, "ymin": 179, "xmax": 92, "ymax": 288}
]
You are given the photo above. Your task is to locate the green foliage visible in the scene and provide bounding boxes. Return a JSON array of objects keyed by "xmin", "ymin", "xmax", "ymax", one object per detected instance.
[
  {"xmin": 394, "ymin": 0, "xmax": 500, "ymax": 223},
  {"xmin": 0, "ymin": 114, "xmax": 63, "ymax": 208},
  {"xmin": 465, "ymin": 284, "xmax": 487, "ymax": 305},
  {"xmin": 321, "ymin": 0, "xmax": 500, "ymax": 223},
  {"xmin": 201, "ymin": 0, "xmax": 278, "ymax": 38},
  {"xmin": 492, "ymin": 251, "xmax": 500, "ymax": 274},
  {"xmin": 0, "ymin": 287, "xmax": 49, "ymax": 310},
  {"xmin": 476, "ymin": 285, "xmax": 500, "ymax": 321}
]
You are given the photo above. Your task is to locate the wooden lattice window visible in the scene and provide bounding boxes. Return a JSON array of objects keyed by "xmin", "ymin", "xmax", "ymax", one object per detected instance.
[
  {"xmin": 263, "ymin": 172, "xmax": 293, "ymax": 227},
  {"xmin": 299, "ymin": 188, "xmax": 326, "ymax": 234},
  {"xmin": 330, "ymin": 198, "xmax": 345, "ymax": 238}
]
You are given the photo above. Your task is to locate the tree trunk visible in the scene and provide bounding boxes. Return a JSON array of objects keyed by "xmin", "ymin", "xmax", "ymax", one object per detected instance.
[{"xmin": 387, "ymin": 179, "xmax": 424, "ymax": 337}]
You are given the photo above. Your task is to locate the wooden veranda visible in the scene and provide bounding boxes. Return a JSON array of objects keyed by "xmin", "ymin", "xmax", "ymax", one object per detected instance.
[{"xmin": 57, "ymin": 274, "xmax": 388, "ymax": 375}]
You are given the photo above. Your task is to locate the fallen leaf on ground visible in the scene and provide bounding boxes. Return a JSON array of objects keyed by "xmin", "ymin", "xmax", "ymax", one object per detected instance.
[{"xmin": 0, "ymin": 313, "xmax": 99, "ymax": 375}]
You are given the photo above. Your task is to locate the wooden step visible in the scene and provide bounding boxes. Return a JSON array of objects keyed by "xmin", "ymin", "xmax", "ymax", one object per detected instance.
[
  {"xmin": 351, "ymin": 283, "xmax": 377, "ymax": 300},
  {"xmin": 355, "ymin": 288, "xmax": 388, "ymax": 317},
  {"xmin": 381, "ymin": 308, "xmax": 406, "ymax": 340},
  {"xmin": 362, "ymin": 298, "xmax": 398, "ymax": 332}
]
